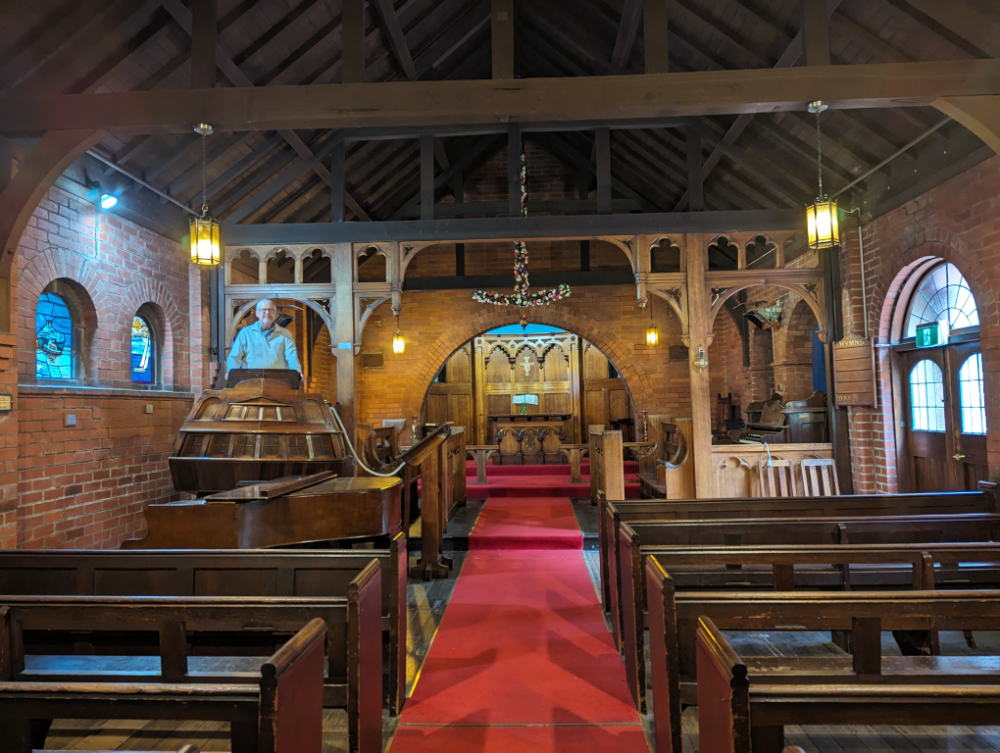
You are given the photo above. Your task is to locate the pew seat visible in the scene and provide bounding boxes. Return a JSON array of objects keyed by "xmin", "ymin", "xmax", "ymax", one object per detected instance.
[
  {"xmin": 697, "ymin": 616, "xmax": 1000, "ymax": 753},
  {"xmin": 0, "ymin": 619, "xmax": 329, "ymax": 753}
]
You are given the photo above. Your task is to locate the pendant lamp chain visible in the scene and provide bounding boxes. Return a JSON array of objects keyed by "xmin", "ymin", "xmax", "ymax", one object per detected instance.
[
  {"xmin": 201, "ymin": 126, "xmax": 209, "ymax": 218},
  {"xmin": 814, "ymin": 104, "xmax": 824, "ymax": 200}
]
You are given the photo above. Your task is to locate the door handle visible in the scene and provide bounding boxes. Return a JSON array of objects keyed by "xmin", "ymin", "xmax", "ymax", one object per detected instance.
[{"xmin": 953, "ymin": 453, "xmax": 967, "ymax": 461}]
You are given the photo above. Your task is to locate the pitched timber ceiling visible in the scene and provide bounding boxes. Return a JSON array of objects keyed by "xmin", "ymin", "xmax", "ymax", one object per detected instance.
[{"xmin": 0, "ymin": 0, "xmax": 997, "ymax": 244}]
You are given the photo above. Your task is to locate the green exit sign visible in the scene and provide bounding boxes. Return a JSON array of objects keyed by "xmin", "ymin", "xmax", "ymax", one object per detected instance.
[{"xmin": 915, "ymin": 321, "xmax": 949, "ymax": 348}]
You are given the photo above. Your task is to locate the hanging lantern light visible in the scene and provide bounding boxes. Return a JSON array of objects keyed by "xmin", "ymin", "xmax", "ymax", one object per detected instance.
[
  {"xmin": 693, "ymin": 345, "xmax": 709, "ymax": 372},
  {"xmin": 190, "ymin": 123, "xmax": 221, "ymax": 266},
  {"xmin": 645, "ymin": 298, "xmax": 659, "ymax": 347},
  {"xmin": 392, "ymin": 311, "xmax": 405, "ymax": 354},
  {"xmin": 806, "ymin": 101, "xmax": 839, "ymax": 250}
]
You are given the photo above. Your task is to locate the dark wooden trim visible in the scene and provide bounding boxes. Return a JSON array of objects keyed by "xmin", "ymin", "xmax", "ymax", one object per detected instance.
[
  {"xmin": 686, "ymin": 125, "xmax": 705, "ymax": 211},
  {"xmin": 420, "ymin": 135, "xmax": 434, "ymax": 221},
  {"xmin": 330, "ymin": 139, "xmax": 346, "ymax": 223},
  {"xmin": 508, "ymin": 123, "xmax": 522, "ymax": 216},
  {"xmin": 596, "ymin": 127, "xmax": 612, "ymax": 214},
  {"xmin": 802, "ymin": 0, "xmax": 831, "ymax": 67},
  {"xmin": 611, "ymin": 0, "xmax": 643, "ymax": 73},
  {"xmin": 491, "ymin": 0, "xmax": 515, "ymax": 79}
]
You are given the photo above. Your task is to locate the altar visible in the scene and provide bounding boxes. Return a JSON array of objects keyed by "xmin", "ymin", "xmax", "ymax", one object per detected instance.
[{"xmin": 490, "ymin": 413, "xmax": 571, "ymax": 465}]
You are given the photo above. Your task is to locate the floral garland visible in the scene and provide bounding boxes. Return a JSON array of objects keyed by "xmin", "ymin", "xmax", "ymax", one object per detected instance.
[{"xmin": 472, "ymin": 154, "xmax": 572, "ymax": 307}]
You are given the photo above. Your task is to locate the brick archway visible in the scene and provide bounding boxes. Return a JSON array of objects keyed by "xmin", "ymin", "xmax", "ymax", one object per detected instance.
[
  {"xmin": 865, "ymin": 232, "xmax": 997, "ymax": 492},
  {"xmin": 398, "ymin": 305, "xmax": 659, "ymax": 431}
]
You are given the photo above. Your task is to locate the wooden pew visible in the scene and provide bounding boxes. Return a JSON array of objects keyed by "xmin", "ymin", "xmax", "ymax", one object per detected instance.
[
  {"xmin": 0, "ymin": 609, "xmax": 341, "ymax": 753},
  {"xmin": 598, "ymin": 482, "xmax": 999, "ymax": 612},
  {"xmin": 697, "ymin": 611, "xmax": 1000, "ymax": 753},
  {"xmin": 0, "ymin": 539, "xmax": 407, "ymax": 715},
  {"xmin": 1, "ymin": 574, "xmax": 381, "ymax": 752},
  {"xmin": 614, "ymin": 516, "xmax": 1000, "ymax": 711},
  {"xmin": 646, "ymin": 562, "xmax": 1000, "ymax": 753},
  {"xmin": 609, "ymin": 511, "xmax": 1000, "ymax": 643}
]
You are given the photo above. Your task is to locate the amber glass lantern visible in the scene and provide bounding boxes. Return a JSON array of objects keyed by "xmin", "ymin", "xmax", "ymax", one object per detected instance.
[{"xmin": 190, "ymin": 214, "xmax": 221, "ymax": 266}]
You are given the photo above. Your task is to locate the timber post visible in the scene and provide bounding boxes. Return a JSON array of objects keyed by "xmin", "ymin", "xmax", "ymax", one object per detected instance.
[{"xmin": 685, "ymin": 233, "xmax": 716, "ymax": 499}]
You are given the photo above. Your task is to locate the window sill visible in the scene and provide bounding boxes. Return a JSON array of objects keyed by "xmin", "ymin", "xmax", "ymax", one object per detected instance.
[{"xmin": 18, "ymin": 384, "xmax": 195, "ymax": 400}]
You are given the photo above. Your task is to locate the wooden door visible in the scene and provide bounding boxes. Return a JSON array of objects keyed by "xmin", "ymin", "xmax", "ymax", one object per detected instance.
[
  {"xmin": 946, "ymin": 341, "xmax": 988, "ymax": 490},
  {"xmin": 898, "ymin": 341, "xmax": 987, "ymax": 491}
]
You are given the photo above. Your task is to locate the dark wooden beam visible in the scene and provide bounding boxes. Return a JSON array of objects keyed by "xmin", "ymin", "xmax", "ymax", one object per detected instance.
[
  {"xmin": 611, "ymin": 0, "xmax": 643, "ymax": 72},
  {"xmin": 395, "ymin": 198, "xmax": 645, "ymax": 217},
  {"xmin": 891, "ymin": 0, "xmax": 1000, "ymax": 59},
  {"xmin": 10, "ymin": 56, "xmax": 999, "ymax": 136},
  {"xmin": 223, "ymin": 208, "xmax": 802, "ymax": 245},
  {"xmin": 342, "ymin": 0, "xmax": 366, "ymax": 83},
  {"xmin": 685, "ymin": 125, "xmax": 704, "ymax": 211},
  {"xmin": 190, "ymin": 0, "xmax": 218, "ymax": 89},
  {"xmin": 412, "ymin": 0, "xmax": 491, "ymax": 78},
  {"xmin": 372, "ymin": 0, "xmax": 418, "ymax": 80},
  {"xmin": 802, "ymin": 0, "xmax": 831, "ymax": 67},
  {"xmin": 331, "ymin": 138, "xmax": 346, "ymax": 222},
  {"xmin": 508, "ymin": 123, "xmax": 522, "ymax": 216},
  {"xmin": 421, "ymin": 134, "xmax": 435, "ymax": 220},
  {"xmin": 595, "ymin": 127, "xmax": 612, "ymax": 213},
  {"xmin": 644, "ymin": 0, "xmax": 669, "ymax": 74},
  {"xmin": 492, "ymin": 0, "xmax": 515, "ymax": 79}
]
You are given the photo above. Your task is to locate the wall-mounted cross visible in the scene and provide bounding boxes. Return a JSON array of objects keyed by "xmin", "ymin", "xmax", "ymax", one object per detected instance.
[{"xmin": 521, "ymin": 354, "xmax": 532, "ymax": 377}]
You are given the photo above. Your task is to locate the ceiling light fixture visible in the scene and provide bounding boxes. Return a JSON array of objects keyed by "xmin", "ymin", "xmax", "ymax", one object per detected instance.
[
  {"xmin": 806, "ymin": 101, "xmax": 839, "ymax": 250},
  {"xmin": 190, "ymin": 123, "xmax": 221, "ymax": 266}
]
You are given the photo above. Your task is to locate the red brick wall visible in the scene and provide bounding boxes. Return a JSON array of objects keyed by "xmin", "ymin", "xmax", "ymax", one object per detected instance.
[
  {"xmin": 842, "ymin": 155, "xmax": 1000, "ymax": 493},
  {"xmin": 709, "ymin": 313, "xmax": 749, "ymax": 426},
  {"xmin": 774, "ymin": 299, "xmax": 818, "ymax": 400},
  {"xmin": 10, "ymin": 185, "xmax": 206, "ymax": 549},
  {"xmin": 355, "ymin": 286, "xmax": 689, "ymax": 443}
]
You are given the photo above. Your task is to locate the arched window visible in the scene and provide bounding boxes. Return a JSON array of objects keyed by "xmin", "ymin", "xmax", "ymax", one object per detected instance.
[
  {"xmin": 905, "ymin": 263, "xmax": 979, "ymax": 337},
  {"xmin": 36, "ymin": 292, "xmax": 75, "ymax": 380},
  {"xmin": 909, "ymin": 359, "xmax": 945, "ymax": 432},
  {"xmin": 958, "ymin": 353, "xmax": 987, "ymax": 435},
  {"xmin": 131, "ymin": 315, "xmax": 155, "ymax": 384}
]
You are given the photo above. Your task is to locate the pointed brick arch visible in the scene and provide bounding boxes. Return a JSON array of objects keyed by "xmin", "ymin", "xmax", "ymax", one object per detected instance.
[{"xmin": 398, "ymin": 305, "xmax": 658, "ymax": 430}]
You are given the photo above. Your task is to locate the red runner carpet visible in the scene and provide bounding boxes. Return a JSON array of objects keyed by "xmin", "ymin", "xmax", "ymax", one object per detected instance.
[{"xmin": 390, "ymin": 490, "xmax": 649, "ymax": 752}]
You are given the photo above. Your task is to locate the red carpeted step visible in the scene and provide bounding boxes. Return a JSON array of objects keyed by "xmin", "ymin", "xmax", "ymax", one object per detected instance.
[
  {"xmin": 469, "ymin": 496, "xmax": 582, "ymax": 550},
  {"xmin": 465, "ymin": 460, "xmax": 639, "ymax": 477},
  {"xmin": 464, "ymin": 477, "xmax": 641, "ymax": 500}
]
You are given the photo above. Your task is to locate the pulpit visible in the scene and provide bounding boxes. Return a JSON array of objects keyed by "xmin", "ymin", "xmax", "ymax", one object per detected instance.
[{"xmin": 491, "ymin": 413, "xmax": 571, "ymax": 464}]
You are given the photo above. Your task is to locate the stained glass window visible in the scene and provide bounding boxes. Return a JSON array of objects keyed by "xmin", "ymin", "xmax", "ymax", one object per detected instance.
[
  {"xmin": 958, "ymin": 353, "xmax": 987, "ymax": 435},
  {"xmin": 906, "ymin": 263, "xmax": 979, "ymax": 337},
  {"xmin": 36, "ymin": 292, "xmax": 74, "ymax": 380},
  {"xmin": 131, "ymin": 316, "xmax": 154, "ymax": 384},
  {"xmin": 910, "ymin": 359, "xmax": 945, "ymax": 432}
]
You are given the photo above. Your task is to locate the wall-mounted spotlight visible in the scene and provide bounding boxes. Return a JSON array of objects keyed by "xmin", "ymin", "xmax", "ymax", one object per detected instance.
[{"xmin": 100, "ymin": 194, "xmax": 118, "ymax": 210}]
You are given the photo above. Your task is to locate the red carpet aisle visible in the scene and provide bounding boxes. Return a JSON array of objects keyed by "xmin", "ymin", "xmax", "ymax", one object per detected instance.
[{"xmin": 390, "ymin": 493, "xmax": 650, "ymax": 752}]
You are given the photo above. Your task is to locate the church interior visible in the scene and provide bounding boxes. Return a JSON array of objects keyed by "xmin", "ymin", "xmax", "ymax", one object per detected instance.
[{"xmin": 3, "ymin": 1, "xmax": 1000, "ymax": 751}]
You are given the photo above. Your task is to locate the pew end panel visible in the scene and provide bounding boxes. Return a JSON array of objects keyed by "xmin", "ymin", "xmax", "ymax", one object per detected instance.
[
  {"xmin": 259, "ymin": 617, "xmax": 326, "ymax": 753},
  {"xmin": 696, "ymin": 617, "xmax": 750, "ymax": 753},
  {"xmin": 618, "ymin": 522, "xmax": 646, "ymax": 712},
  {"xmin": 348, "ymin": 559, "xmax": 383, "ymax": 753},
  {"xmin": 645, "ymin": 556, "xmax": 682, "ymax": 753}
]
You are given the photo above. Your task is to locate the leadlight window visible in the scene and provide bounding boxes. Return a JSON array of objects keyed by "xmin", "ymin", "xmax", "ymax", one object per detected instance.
[
  {"xmin": 906, "ymin": 263, "xmax": 979, "ymax": 337},
  {"xmin": 910, "ymin": 359, "xmax": 945, "ymax": 432},
  {"xmin": 958, "ymin": 353, "xmax": 987, "ymax": 435},
  {"xmin": 131, "ymin": 315, "xmax": 155, "ymax": 384},
  {"xmin": 36, "ymin": 292, "xmax": 74, "ymax": 380}
]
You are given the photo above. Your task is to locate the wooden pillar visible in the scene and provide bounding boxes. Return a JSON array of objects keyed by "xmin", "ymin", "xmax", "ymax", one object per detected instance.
[
  {"xmin": 190, "ymin": 0, "xmax": 218, "ymax": 88},
  {"xmin": 802, "ymin": 0, "xmax": 831, "ymax": 67},
  {"xmin": 333, "ymin": 243, "xmax": 357, "ymax": 454},
  {"xmin": 330, "ymin": 139, "xmax": 346, "ymax": 222},
  {"xmin": 644, "ymin": 0, "xmax": 669, "ymax": 74},
  {"xmin": 595, "ymin": 127, "xmax": 612, "ymax": 214},
  {"xmin": 491, "ymin": 0, "xmax": 515, "ymax": 79},
  {"xmin": 420, "ymin": 135, "xmax": 434, "ymax": 220},
  {"xmin": 685, "ymin": 233, "xmax": 715, "ymax": 498},
  {"xmin": 341, "ymin": 0, "xmax": 365, "ymax": 83}
]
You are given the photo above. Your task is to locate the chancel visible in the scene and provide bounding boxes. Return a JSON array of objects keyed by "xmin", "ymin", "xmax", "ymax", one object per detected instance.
[{"xmin": 3, "ymin": 2, "xmax": 1000, "ymax": 752}]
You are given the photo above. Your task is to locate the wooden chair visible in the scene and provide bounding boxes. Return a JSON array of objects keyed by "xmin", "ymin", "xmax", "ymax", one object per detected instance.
[
  {"xmin": 800, "ymin": 457, "xmax": 841, "ymax": 496},
  {"xmin": 757, "ymin": 459, "xmax": 797, "ymax": 497}
]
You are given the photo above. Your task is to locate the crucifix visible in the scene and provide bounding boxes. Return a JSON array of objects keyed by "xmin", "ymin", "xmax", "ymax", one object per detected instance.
[{"xmin": 520, "ymin": 354, "xmax": 532, "ymax": 377}]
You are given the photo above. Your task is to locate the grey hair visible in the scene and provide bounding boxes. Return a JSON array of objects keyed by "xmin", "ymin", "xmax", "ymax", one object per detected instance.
[{"xmin": 256, "ymin": 299, "xmax": 276, "ymax": 312}]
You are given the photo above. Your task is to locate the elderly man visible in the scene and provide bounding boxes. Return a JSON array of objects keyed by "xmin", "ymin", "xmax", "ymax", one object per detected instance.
[{"xmin": 226, "ymin": 299, "xmax": 301, "ymax": 375}]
